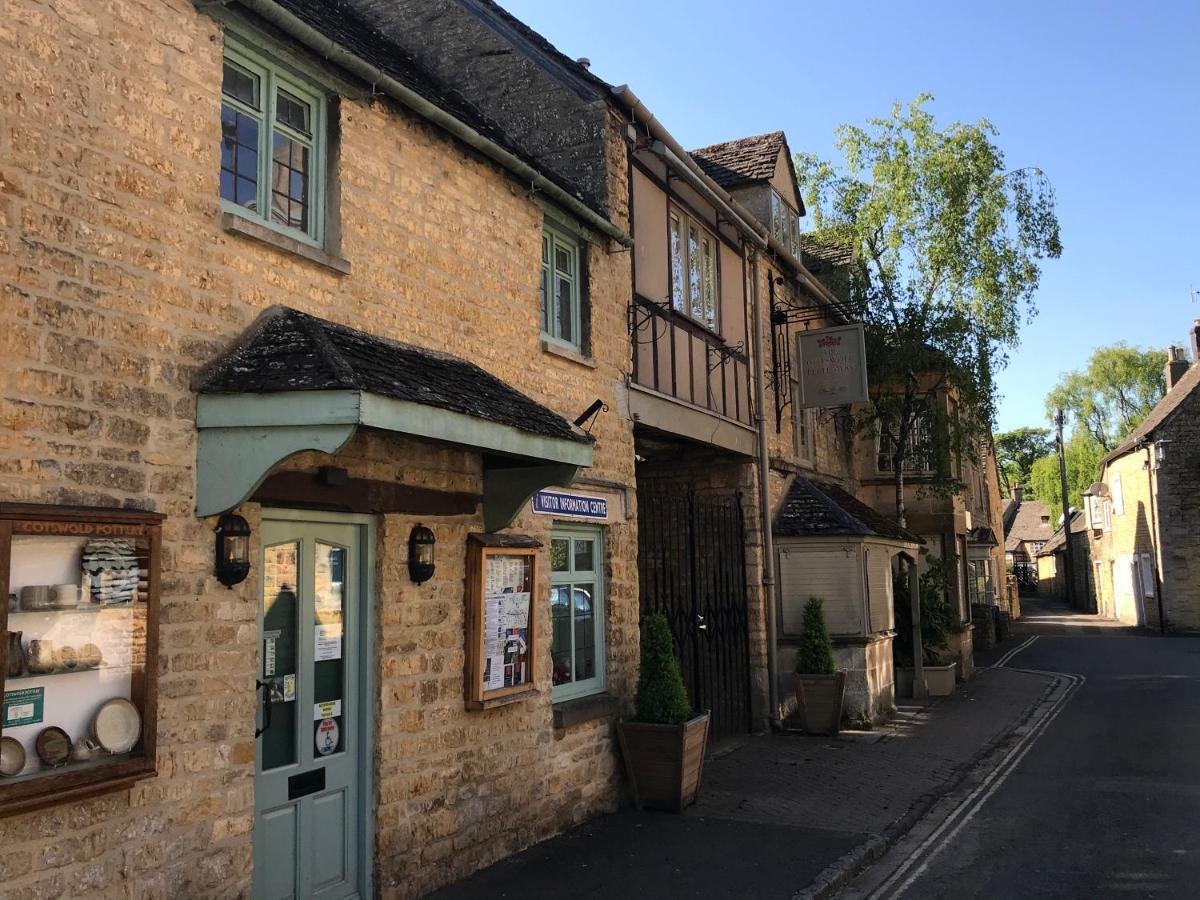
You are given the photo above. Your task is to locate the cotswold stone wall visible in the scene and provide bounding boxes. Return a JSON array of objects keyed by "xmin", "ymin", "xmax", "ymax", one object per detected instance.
[{"xmin": 0, "ymin": 1, "xmax": 634, "ymax": 896}]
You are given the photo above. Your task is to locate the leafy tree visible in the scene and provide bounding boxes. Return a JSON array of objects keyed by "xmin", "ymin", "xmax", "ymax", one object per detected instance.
[
  {"xmin": 634, "ymin": 613, "xmax": 692, "ymax": 725},
  {"xmin": 892, "ymin": 551, "xmax": 955, "ymax": 666},
  {"xmin": 797, "ymin": 95, "xmax": 1061, "ymax": 526},
  {"xmin": 1028, "ymin": 433, "xmax": 1103, "ymax": 522},
  {"xmin": 795, "ymin": 597, "xmax": 836, "ymax": 675},
  {"xmin": 1046, "ymin": 343, "xmax": 1167, "ymax": 452},
  {"xmin": 994, "ymin": 426, "xmax": 1053, "ymax": 496}
]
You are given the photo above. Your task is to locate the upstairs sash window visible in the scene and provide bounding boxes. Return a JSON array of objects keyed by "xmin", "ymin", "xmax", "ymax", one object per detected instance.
[{"xmin": 541, "ymin": 226, "xmax": 583, "ymax": 350}]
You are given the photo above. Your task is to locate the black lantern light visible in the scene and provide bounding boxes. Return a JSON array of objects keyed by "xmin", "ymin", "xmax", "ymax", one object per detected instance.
[
  {"xmin": 214, "ymin": 513, "xmax": 251, "ymax": 588},
  {"xmin": 408, "ymin": 523, "xmax": 436, "ymax": 584}
]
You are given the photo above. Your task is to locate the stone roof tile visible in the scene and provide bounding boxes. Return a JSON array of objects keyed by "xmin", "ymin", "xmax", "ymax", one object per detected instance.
[
  {"xmin": 775, "ymin": 476, "xmax": 923, "ymax": 544},
  {"xmin": 689, "ymin": 131, "xmax": 786, "ymax": 190}
]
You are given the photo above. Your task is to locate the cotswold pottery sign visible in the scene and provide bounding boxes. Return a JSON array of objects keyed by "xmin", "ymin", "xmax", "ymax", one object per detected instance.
[
  {"xmin": 795, "ymin": 323, "xmax": 869, "ymax": 407},
  {"xmin": 532, "ymin": 490, "xmax": 607, "ymax": 520}
]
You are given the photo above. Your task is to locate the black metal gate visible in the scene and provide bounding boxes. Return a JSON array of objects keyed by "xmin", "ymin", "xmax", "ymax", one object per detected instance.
[{"xmin": 637, "ymin": 486, "xmax": 751, "ymax": 741}]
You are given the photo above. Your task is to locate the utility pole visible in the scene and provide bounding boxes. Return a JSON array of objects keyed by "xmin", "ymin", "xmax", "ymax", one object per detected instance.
[{"xmin": 1054, "ymin": 408, "xmax": 1077, "ymax": 608}]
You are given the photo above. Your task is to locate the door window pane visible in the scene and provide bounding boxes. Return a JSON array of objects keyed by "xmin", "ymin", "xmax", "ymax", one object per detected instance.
[
  {"xmin": 262, "ymin": 542, "xmax": 299, "ymax": 770},
  {"xmin": 313, "ymin": 543, "xmax": 346, "ymax": 757},
  {"xmin": 573, "ymin": 539, "xmax": 594, "ymax": 572},
  {"xmin": 550, "ymin": 539, "xmax": 569, "ymax": 572}
]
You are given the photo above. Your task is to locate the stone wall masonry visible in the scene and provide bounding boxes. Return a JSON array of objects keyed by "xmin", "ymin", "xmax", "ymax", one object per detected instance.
[{"xmin": 0, "ymin": 1, "xmax": 634, "ymax": 895}]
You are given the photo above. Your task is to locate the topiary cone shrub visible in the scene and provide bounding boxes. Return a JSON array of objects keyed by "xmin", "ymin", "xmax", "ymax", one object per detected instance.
[
  {"xmin": 618, "ymin": 612, "xmax": 710, "ymax": 811},
  {"xmin": 793, "ymin": 597, "xmax": 845, "ymax": 735},
  {"xmin": 795, "ymin": 597, "xmax": 836, "ymax": 675},
  {"xmin": 635, "ymin": 612, "xmax": 693, "ymax": 724}
]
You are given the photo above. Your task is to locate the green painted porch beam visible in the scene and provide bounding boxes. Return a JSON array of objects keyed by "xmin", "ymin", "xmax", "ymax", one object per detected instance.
[{"xmin": 482, "ymin": 463, "xmax": 582, "ymax": 533}]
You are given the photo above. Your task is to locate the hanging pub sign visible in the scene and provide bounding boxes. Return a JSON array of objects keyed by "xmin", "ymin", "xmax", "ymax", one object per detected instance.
[
  {"xmin": 531, "ymin": 490, "xmax": 607, "ymax": 520},
  {"xmin": 794, "ymin": 323, "xmax": 869, "ymax": 408}
]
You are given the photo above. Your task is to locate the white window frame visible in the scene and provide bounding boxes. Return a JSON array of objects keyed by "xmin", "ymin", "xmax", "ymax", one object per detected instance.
[
  {"xmin": 1103, "ymin": 498, "xmax": 1113, "ymax": 532},
  {"xmin": 549, "ymin": 524, "xmax": 606, "ymax": 701},
  {"xmin": 769, "ymin": 189, "xmax": 802, "ymax": 258},
  {"xmin": 220, "ymin": 38, "xmax": 328, "ymax": 247},
  {"xmin": 668, "ymin": 207, "xmax": 719, "ymax": 331},
  {"xmin": 541, "ymin": 224, "xmax": 583, "ymax": 350},
  {"xmin": 1111, "ymin": 475, "xmax": 1124, "ymax": 516}
]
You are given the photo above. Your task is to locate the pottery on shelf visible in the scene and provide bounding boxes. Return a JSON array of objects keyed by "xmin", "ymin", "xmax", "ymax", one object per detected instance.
[
  {"xmin": 6, "ymin": 631, "xmax": 25, "ymax": 677},
  {"xmin": 25, "ymin": 639, "xmax": 56, "ymax": 675}
]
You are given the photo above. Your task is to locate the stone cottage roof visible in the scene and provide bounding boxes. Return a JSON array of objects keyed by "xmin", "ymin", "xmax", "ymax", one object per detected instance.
[
  {"xmin": 800, "ymin": 236, "xmax": 855, "ymax": 269},
  {"xmin": 1037, "ymin": 511, "xmax": 1087, "ymax": 557},
  {"xmin": 774, "ymin": 476, "xmax": 922, "ymax": 544},
  {"xmin": 197, "ymin": 307, "xmax": 590, "ymax": 445},
  {"xmin": 1103, "ymin": 361, "xmax": 1200, "ymax": 465},
  {"xmin": 1003, "ymin": 499, "xmax": 1055, "ymax": 552},
  {"xmin": 689, "ymin": 131, "xmax": 787, "ymax": 190},
  {"xmin": 270, "ymin": 0, "xmax": 598, "ymax": 213}
]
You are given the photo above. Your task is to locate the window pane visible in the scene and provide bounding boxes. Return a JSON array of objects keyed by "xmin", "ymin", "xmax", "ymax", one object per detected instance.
[
  {"xmin": 669, "ymin": 214, "xmax": 685, "ymax": 312},
  {"xmin": 573, "ymin": 539, "xmax": 594, "ymax": 572},
  {"xmin": 701, "ymin": 238, "xmax": 716, "ymax": 329},
  {"xmin": 541, "ymin": 264, "xmax": 551, "ymax": 334},
  {"xmin": 271, "ymin": 133, "xmax": 309, "ymax": 233},
  {"xmin": 222, "ymin": 62, "xmax": 259, "ymax": 108},
  {"xmin": 276, "ymin": 88, "xmax": 312, "ymax": 136},
  {"xmin": 261, "ymin": 542, "xmax": 299, "ymax": 771},
  {"xmin": 688, "ymin": 225, "xmax": 703, "ymax": 321},
  {"xmin": 550, "ymin": 539, "xmax": 569, "ymax": 572},
  {"xmin": 220, "ymin": 105, "xmax": 259, "ymax": 210},
  {"xmin": 313, "ymin": 543, "xmax": 346, "ymax": 756},
  {"xmin": 551, "ymin": 586, "xmax": 572, "ymax": 685},
  {"xmin": 556, "ymin": 276, "xmax": 574, "ymax": 344},
  {"xmin": 554, "ymin": 245, "xmax": 572, "ymax": 276},
  {"xmin": 573, "ymin": 583, "xmax": 596, "ymax": 681}
]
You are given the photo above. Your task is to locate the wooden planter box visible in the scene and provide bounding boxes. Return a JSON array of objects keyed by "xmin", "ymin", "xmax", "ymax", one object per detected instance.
[
  {"xmin": 896, "ymin": 664, "xmax": 958, "ymax": 698},
  {"xmin": 617, "ymin": 712, "xmax": 710, "ymax": 811},
  {"xmin": 794, "ymin": 671, "xmax": 846, "ymax": 735}
]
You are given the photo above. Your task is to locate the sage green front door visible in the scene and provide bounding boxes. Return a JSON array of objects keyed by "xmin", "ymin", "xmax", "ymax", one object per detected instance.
[{"xmin": 255, "ymin": 516, "xmax": 365, "ymax": 900}]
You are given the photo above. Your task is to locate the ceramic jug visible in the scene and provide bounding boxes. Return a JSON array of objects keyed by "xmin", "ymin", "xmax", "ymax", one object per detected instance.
[{"xmin": 5, "ymin": 631, "xmax": 24, "ymax": 677}]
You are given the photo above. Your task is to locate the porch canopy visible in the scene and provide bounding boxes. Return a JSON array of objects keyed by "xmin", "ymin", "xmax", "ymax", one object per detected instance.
[{"xmin": 194, "ymin": 306, "xmax": 593, "ymax": 531}]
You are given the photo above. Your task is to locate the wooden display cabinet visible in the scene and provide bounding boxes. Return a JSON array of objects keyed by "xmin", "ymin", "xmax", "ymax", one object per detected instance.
[
  {"xmin": 464, "ymin": 533, "xmax": 541, "ymax": 710},
  {"xmin": 0, "ymin": 504, "xmax": 162, "ymax": 815}
]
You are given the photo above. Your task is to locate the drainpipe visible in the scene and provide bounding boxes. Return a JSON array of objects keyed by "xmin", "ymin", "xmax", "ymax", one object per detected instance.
[
  {"xmin": 1144, "ymin": 443, "xmax": 1167, "ymax": 633},
  {"xmin": 750, "ymin": 250, "xmax": 781, "ymax": 726},
  {"xmin": 225, "ymin": 0, "xmax": 632, "ymax": 249}
]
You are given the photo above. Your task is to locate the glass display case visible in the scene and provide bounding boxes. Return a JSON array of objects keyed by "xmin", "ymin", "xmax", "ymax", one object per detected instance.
[{"xmin": 0, "ymin": 504, "xmax": 161, "ymax": 814}]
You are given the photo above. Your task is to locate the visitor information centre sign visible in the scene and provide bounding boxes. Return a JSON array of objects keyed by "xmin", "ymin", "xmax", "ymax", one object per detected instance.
[
  {"xmin": 532, "ymin": 490, "xmax": 608, "ymax": 520},
  {"xmin": 795, "ymin": 323, "xmax": 869, "ymax": 408}
]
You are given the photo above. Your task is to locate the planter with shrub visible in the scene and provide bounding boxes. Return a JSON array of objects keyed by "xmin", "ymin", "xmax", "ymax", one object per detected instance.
[
  {"xmin": 616, "ymin": 613, "xmax": 710, "ymax": 811},
  {"xmin": 793, "ymin": 597, "xmax": 846, "ymax": 735}
]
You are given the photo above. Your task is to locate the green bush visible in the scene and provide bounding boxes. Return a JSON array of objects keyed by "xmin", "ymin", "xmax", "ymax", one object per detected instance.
[
  {"xmin": 634, "ymin": 613, "xmax": 693, "ymax": 725},
  {"xmin": 795, "ymin": 597, "xmax": 837, "ymax": 675}
]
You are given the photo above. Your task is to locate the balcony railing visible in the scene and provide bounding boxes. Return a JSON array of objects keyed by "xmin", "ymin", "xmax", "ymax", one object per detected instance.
[{"xmin": 631, "ymin": 295, "xmax": 752, "ymax": 427}]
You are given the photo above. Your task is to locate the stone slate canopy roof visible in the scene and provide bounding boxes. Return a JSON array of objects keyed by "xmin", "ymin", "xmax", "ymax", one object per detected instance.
[
  {"xmin": 689, "ymin": 131, "xmax": 787, "ymax": 190},
  {"xmin": 198, "ymin": 306, "xmax": 590, "ymax": 445},
  {"xmin": 774, "ymin": 476, "xmax": 923, "ymax": 544}
]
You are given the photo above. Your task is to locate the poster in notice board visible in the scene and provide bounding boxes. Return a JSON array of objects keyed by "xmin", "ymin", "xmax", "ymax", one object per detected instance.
[{"xmin": 465, "ymin": 536, "xmax": 540, "ymax": 708}]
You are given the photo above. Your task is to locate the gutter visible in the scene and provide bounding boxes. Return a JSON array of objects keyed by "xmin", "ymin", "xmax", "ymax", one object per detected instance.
[
  {"xmin": 228, "ymin": 0, "xmax": 632, "ymax": 248},
  {"xmin": 612, "ymin": 85, "xmax": 850, "ymax": 321}
]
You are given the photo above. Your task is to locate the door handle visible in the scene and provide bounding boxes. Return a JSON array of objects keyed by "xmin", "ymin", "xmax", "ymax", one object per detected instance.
[
  {"xmin": 696, "ymin": 613, "xmax": 707, "ymax": 632},
  {"xmin": 255, "ymin": 678, "xmax": 273, "ymax": 738}
]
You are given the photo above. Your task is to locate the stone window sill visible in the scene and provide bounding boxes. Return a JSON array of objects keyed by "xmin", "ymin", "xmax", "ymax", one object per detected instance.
[
  {"xmin": 552, "ymin": 691, "xmax": 615, "ymax": 729},
  {"xmin": 222, "ymin": 212, "xmax": 351, "ymax": 275},
  {"xmin": 541, "ymin": 338, "xmax": 597, "ymax": 369}
]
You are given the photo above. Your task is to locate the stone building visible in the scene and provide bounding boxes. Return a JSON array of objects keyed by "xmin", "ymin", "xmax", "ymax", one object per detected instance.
[
  {"xmin": 0, "ymin": 0, "xmax": 641, "ymax": 895},
  {"xmin": 1003, "ymin": 486, "xmax": 1054, "ymax": 593},
  {"xmin": 1083, "ymin": 326, "xmax": 1200, "ymax": 630},
  {"xmin": 1036, "ymin": 511, "xmax": 1093, "ymax": 610}
]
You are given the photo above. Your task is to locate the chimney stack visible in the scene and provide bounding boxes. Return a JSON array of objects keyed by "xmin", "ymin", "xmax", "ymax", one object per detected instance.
[
  {"xmin": 1012, "ymin": 484, "xmax": 1023, "ymax": 503},
  {"xmin": 1167, "ymin": 345, "xmax": 1189, "ymax": 391},
  {"xmin": 1191, "ymin": 319, "xmax": 1200, "ymax": 367}
]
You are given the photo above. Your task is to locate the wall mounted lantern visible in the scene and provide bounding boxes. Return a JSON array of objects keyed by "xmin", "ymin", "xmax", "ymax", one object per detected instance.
[
  {"xmin": 214, "ymin": 513, "xmax": 251, "ymax": 588},
  {"xmin": 408, "ymin": 524, "xmax": 436, "ymax": 584}
]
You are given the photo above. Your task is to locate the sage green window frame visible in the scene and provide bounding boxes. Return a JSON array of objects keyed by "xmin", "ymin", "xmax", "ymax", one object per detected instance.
[
  {"xmin": 541, "ymin": 224, "xmax": 583, "ymax": 351},
  {"xmin": 221, "ymin": 38, "xmax": 328, "ymax": 248},
  {"xmin": 549, "ymin": 524, "xmax": 605, "ymax": 702}
]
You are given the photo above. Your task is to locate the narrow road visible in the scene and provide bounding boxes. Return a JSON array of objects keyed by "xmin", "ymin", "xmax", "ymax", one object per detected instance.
[{"xmin": 842, "ymin": 596, "xmax": 1200, "ymax": 899}]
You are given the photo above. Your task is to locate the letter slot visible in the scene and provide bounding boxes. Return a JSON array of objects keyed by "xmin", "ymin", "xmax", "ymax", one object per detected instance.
[{"xmin": 288, "ymin": 767, "xmax": 325, "ymax": 800}]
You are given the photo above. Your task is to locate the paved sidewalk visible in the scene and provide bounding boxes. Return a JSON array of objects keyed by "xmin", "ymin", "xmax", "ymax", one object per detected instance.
[{"xmin": 429, "ymin": 667, "xmax": 1053, "ymax": 900}]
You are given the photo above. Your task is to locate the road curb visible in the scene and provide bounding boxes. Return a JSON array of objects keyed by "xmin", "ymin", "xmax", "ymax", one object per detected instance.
[{"xmin": 791, "ymin": 669, "xmax": 1062, "ymax": 900}]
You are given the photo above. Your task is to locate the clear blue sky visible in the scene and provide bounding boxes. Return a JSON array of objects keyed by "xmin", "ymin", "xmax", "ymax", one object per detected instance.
[{"xmin": 500, "ymin": 0, "xmax": 1200, "ymax": 434}]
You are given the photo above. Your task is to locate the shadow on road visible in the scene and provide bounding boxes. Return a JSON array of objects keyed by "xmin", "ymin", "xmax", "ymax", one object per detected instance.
[{"xmin": 1015, "ymin": 595, "xmax": 1141, "ymax": 636}]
